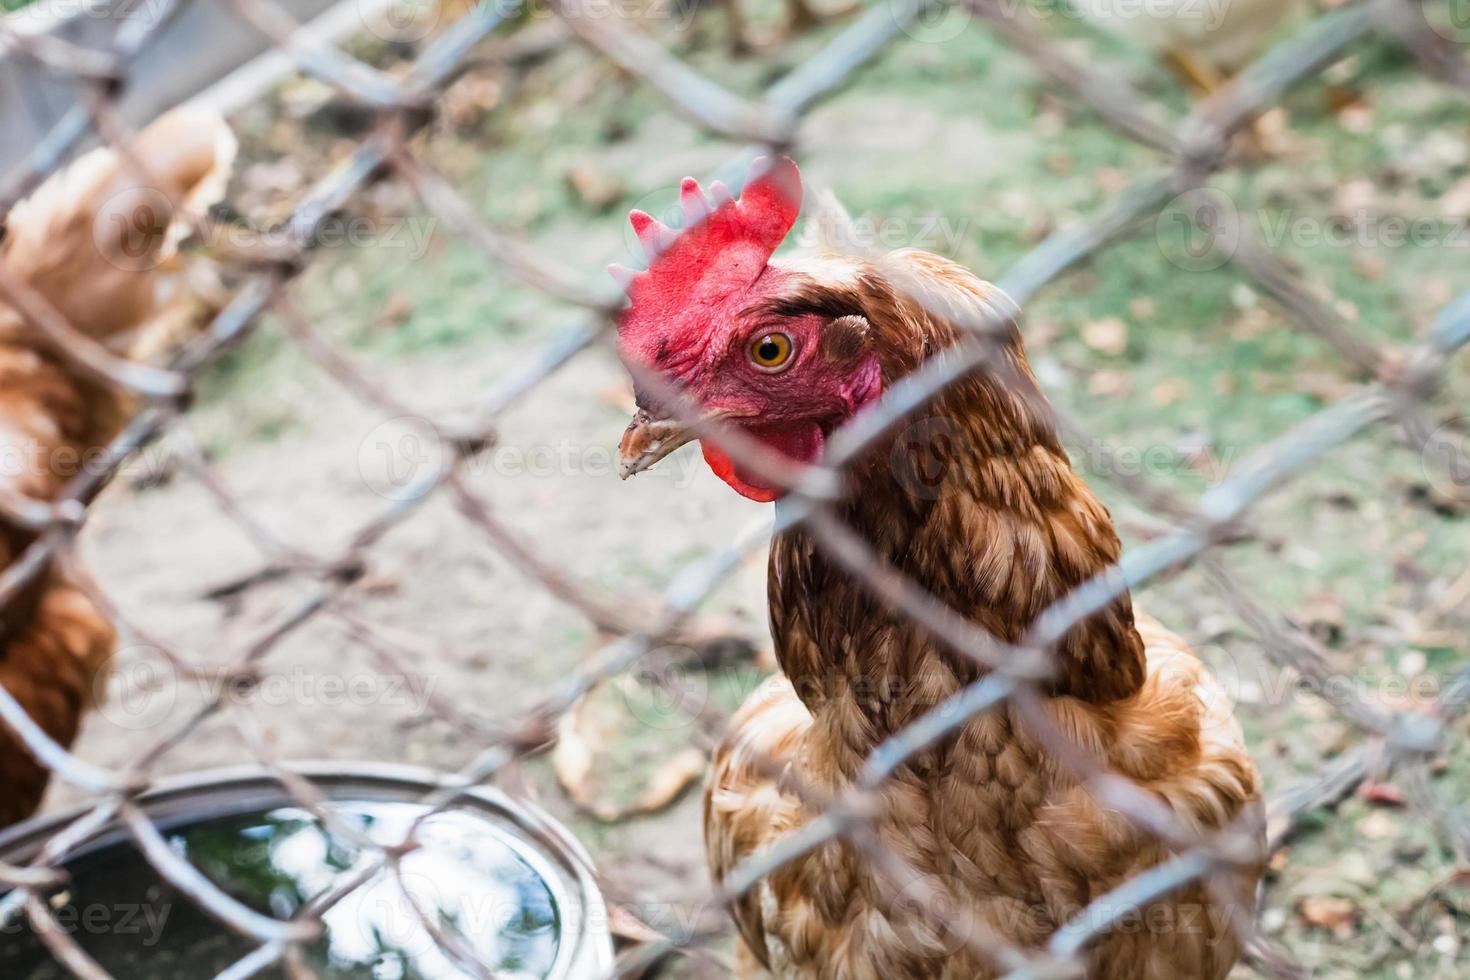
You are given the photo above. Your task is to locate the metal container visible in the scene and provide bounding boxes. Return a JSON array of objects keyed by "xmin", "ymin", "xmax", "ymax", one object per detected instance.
[{"xmin": 0, "ymin": 763, "xmax": 615, "ymax": 979}]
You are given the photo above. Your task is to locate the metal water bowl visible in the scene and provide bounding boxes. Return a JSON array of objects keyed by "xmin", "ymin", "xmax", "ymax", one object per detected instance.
[{"xmin": 0, "ymin": 764, "xmax": 614, "ymax": 979}]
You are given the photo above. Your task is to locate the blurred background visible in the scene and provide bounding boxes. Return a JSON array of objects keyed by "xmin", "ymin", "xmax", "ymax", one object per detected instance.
[{"xmin": 3, "ymin": 0, "xmax": 1469, "ymax": 977}]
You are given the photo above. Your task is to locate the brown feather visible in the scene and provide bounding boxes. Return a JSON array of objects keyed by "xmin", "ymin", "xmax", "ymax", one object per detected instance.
[
  {"xmin": 0, "ymin": 107, "xmax": 235, "ymax": 827},
  {"xmin": 706, "ymin": 249, "xmax": 1263, "ymax": 978}
]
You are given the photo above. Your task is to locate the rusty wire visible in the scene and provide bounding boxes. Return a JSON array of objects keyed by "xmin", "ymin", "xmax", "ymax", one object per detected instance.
[{"xmin": 0, "ymin": 0, "xmax": 1467, "ymax": 977}]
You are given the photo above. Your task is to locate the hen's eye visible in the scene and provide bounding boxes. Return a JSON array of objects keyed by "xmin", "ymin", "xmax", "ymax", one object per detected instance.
[{"xmin": 749, "ymin": 332, "xmax": 794, "ymax": 372}]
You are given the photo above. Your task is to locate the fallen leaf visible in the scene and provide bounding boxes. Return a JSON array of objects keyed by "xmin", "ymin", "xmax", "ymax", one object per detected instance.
[
  {"xmin": 1442, "ymin": 176, "xmax": 1470, "ymax": 219},
  {"xmin": 632, "ymin": 747, "xmax": 707, "ymax": 813},
  {"xmin": 1095, "ymin": 168, "xmax": 1128, "ymax": 194},
  {"xmin": 1298, "ymin": 895, "xmax": 1357, "ymax": 937},
  {"xmin": 567, "ymin": 164, "xmax": 626, "ymax": 211},
  {"xmin": 1128, "ymin": 297, "xmax": 1156, "ymax": 321},
  {"xmin": 1338, "ymin": 103, "xmax": 1375, "ymax": 134},
  {"xmin": 1088, "ymin": 370, "xmax": 1131, "ymax": 398},
  {"xmin": 378, "ymin": 292, "xmax": 414, "ymax": 328},
  {"xmin": 1300, "ymin": 591, "xmax": 1345, "ymax": 644},
  {"xmin": 442, "ymin": 74, "xmax": 503, "ymax": 128},
  {"xmin": 1359, "ymin": 809, "xmax": 1398, "ymax": 840},
  {"xmin": 1353, "ymin": 254, "xmax": 1388, "ymax": 281},
  {"xmin": 1081, "ymin": 317, "xmax": 1128, "ymax": 356},
  {"xmin": 608, "ymin": 904, "xmax": 669, "ymax": 945},
  {"xmin": 1151, "ymin": 379, "xmax": 1189, "ymax": 407}
]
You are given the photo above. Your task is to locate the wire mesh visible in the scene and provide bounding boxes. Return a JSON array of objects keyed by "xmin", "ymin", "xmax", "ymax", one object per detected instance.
[{"xmin": 0, "ymin": 0, "xmax": 1467, "ymax": 976}]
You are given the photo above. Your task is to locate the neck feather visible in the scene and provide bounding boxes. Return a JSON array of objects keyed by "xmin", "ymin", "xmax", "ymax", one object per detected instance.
[{"xmin": 767, "ymin": 261, "xmax": 1145, "ymax": 749}]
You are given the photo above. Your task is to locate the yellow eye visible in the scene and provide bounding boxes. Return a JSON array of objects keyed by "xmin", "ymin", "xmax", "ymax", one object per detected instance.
[{"xmin": 749, "ymin": 332, "xmax": 794, "ymax": 371}]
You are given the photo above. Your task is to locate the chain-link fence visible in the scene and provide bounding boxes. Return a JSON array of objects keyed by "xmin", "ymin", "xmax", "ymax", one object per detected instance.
[{"xmin": 0, "ymin": 0, "xmax": 1467, "ymax": 976}]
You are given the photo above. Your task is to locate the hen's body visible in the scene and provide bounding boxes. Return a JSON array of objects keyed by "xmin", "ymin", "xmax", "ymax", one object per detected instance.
[
  {"xmin": 0, "ymin": 108, "xmax": 234, "ymax": 826},
  {"xmin": 704, "ymin": 249, "xmax": 1263, "ymax": 978}
]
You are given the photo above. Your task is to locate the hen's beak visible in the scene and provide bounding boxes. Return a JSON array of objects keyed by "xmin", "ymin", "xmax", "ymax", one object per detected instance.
[{"xmin": 618, "ymin": 408, "xmax": 697, "ymax": 480}]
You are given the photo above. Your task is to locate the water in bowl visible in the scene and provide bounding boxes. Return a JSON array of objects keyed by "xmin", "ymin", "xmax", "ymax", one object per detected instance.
[{"xmin": 0, "ymin": 801, "xmax": 561, "ymax": 979}]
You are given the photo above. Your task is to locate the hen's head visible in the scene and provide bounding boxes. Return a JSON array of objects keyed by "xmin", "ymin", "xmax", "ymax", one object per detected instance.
[{"xmin": 612, "ymin": 157, "xmax": 881, "ymax": 502}]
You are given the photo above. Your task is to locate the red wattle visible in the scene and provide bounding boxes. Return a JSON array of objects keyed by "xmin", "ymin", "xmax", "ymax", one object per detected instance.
[{"xmin": 700, "ymin": 422, "xmax": 825, "ymax": 503}]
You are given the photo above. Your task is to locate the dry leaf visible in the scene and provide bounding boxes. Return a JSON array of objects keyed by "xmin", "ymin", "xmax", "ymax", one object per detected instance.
[
  {"xmin": 1095, "ymin": 168, "xmax": 1128, "ymax": 194},
  {"xmin": 378, "ymin": 292, "xmax": 414, "ymax": 328},
  {"xmin": 1353, "ymin": 254, "xmax": 1388, "ymax": 281},
  {"xmin": 1359, "ymin": 810, "xmax": 1398, "ymax": 840},
  {"xmin": 553, "ymin": 688, "xmax": 707, "ymax": 823},
  {"xmin": 633, "ymin": 747, "xmax": 707, "ymax": 813},
  {"xmin": 1334, "ymin": 179, "xmax": 1376, "ymax": 215},
  {"xmin": 552, "ymin": 700, "xmax": 596, "ymax": 796},
  {"xmin": 567, "ymin": 164, "xmax": 626, "ymax": 211},
  {"xmin": 1298, "ymin": 895, "xmax": 1357, "ymax": 936},
  {"xmin": 608, "ymin": 904, "xmax": 669, "ymax": 945},
  {"xmin": 1442, "ymin": 176, "xmax": 1470, "ymax": 219},
  {"xmin": 1338, "ymin": 104, "xmax": 1374, "ymax": 134},
  {"xmin": 1081, "ymin": 317, "xmax": 1128, "ymax": 356},
  {"xmin": 1151, "ymin": 379, "xmax": 1189, "ymax": 407},
  {"xmin": 442, "ymin": 74, "xmax": 503, "ymax": 128},
  {"xmin": 1128, "ymin": 297, "xmax": 1156, "ymax": 321},
  {"xmin": 1088, "ymin": 370, "xmax": 1131, "ymax": 398}
]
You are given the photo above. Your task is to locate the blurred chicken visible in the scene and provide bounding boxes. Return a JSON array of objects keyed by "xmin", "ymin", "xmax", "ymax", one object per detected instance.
[
  {"xmin": 1071, "ymin": 0, "xmax": 1306, "ymax": 151},
  {"xmin": 614, "ymin": 159, "xmax": 1263, "ymax": 977},
  {"xmin": 0, "ymin": 107, "xmax": 236, "ymax": 826}
]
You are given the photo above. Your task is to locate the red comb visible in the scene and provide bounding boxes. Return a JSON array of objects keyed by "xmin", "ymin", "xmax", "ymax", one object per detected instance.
[{"xmin": 612, "ymin": 156, "xmax": 802, "ymax": 362}]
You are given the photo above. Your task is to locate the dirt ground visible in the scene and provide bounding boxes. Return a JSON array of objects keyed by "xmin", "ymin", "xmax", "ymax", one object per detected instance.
[{"xmin": 28, "ymin": 2, "xmax": 1470, "ymax": 977}]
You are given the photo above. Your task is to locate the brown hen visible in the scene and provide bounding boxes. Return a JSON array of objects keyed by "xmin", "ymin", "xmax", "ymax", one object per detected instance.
[
  {"xmin": 0, "ymin": 107, "xmax": 236, "ymax": 826},
  {"xmin": 614, "ymin": 159, "xmax": 1264, "ymax": 977}
]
